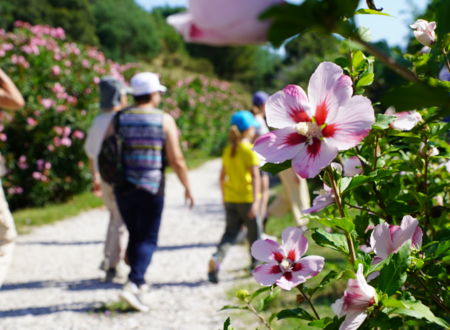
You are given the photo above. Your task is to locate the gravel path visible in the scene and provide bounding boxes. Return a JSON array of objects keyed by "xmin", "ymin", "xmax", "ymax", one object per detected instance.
[{"xmin": 1, "ymin": 159, "xmax": 253, "ymax": 330}]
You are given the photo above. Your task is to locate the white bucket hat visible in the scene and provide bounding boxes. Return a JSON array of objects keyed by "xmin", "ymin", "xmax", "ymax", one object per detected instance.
[{"xmin": 130, "ymin": 72, "xmax": 167, "ymax": 96}]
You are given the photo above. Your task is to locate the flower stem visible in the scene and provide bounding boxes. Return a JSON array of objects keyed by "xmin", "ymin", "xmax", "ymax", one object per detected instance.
[
  {"xmin": 345, "ymin": 203, "xmax": 384, "ymax": 218},
  {"xmin": 246, "ymin": 302, "xmax": 273, "ymax": 330},
  {"xmin": 413, "ymin": 273, "xmax": 450, "ymax": 314},
  {"xmin": 352, "ymin": 36, "xmax": 420, "ymax": 83},
  {"xmin": 326, "ymin": 167, "xmax": 356, "ymax": 265},
  {"xmin": 297, "ymin": 286, "xmax": 320, "ymax": 320}
]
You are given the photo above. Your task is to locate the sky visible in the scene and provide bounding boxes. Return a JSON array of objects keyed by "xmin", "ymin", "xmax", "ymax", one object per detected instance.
[{"xmin": 136, "ymin": 0, "xmax": 429, "ymax": 48}]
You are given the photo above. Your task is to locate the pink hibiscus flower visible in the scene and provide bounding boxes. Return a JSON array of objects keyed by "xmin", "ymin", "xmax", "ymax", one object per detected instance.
[
  {"xmin": 251, "ymin": 227, "xmax": 324, "ymax": 290},
  {"xmin": 370, "ymin": 215, "xmax": 422, "ymax": 263},
  {"xmin": 410, "ymin": 19, "xmax": 436, "ymax": 47},
  {"xmin": 253, "ymin": 62, "xmax": 375, "ymax": 178},
  {"xmin": 385, "ymin": 107, "xmax": 422, "ymax": 131},
  {"xmin": 303, "ymin": 184, "xmax": 335, "ymax": 214},
  {"xmin": 167, "ymin": 0, "xmax": 283, "ymax": 45},
  {"xmin": 342, "ymin": 156, "xmax": 363, "ymax": 177},
  {"xmin": 332, "ymin": 264, "xmax": 376, "ymax": 330}
]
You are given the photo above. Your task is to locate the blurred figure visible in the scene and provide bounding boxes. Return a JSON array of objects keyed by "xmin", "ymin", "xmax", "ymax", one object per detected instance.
[
  {"xmin": 251, "ymin": 91, "xmax": 270, "ymax": 224},
  {"xmin": 0, "ymin": 68, "xmax": 25, "ymax": 288},
  {"xmin": 268, "ymin": 168, "xmax": 311, "ymax": 227},
  {"xmin": 208, "ymin": 110, "xmax": 261, "ymax": 283},
  {"xmin": 115, "ymin": 72, "xmax": 194, "ymax": 312},
  {"xmin": 84, "ymin": 76, "xmax": 129, "ymax": 282}
]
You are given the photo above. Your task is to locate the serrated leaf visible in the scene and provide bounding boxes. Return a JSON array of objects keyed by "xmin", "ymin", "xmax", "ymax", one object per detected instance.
[
  {"xmin": 378, "ymin": 242, "xmax": 410, "ymax": 295},
  {"xmin": 277, "ymin": 307, "xmax": 315, "ymax": 321},
  {"xmin": 260, "ymin": 160, "xmax": 291, "ymax": 175},
  {"xmin": 355, "ymin": 8, "xmax": 391, "ymax": 16},
  {"xmin": 356, "ymin": 72, "xmax": 374, "ymax": 87},
  {"xmin": 382, "ymin": 298, "xmax": 449, "ymax": 328},
  {"xmin": 312, "ymin": 228, "xmax": 349, "ymax": 254}
]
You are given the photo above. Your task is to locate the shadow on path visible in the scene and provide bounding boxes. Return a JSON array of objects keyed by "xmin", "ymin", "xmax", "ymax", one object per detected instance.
[
  {"xmin": 158, "ymin": 242, "xmax": 216, "ymax": 251},
  {"xmin": 0, "ymin": 302, "xmax": 97, "ymax": 318},
  {"xmin": 1, "ymin": 278, "xmax": 121, "ymax": 292},
  {"xmin": 17, "ymin": 240, "xmax": 102, "ymax": 246}
]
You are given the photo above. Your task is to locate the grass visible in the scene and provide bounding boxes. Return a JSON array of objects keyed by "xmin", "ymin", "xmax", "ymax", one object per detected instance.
[
  {"xmin": 13, "ymin": 191, "xmax": 103, "ymax": 234},
  {"xmin": 225, "ymin": 212, "xmax": 348, "ymax": 330},
  {"xmin": 91, "ymin": 300, "xmax": 136, "ymax": 316}
]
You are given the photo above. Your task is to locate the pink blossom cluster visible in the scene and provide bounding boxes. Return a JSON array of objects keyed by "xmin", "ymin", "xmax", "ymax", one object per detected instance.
[
  {"xmin": 15, "ymin": 21, "xmax": 65, "ymax": 40},
  {"xmin": 8, "ymin": 186, "xmax": 23, "ymax": 195}
]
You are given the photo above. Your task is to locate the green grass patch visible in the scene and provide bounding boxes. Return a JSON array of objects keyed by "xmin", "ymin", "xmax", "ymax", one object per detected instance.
[
  {"xmin": 13, "ymin": 191, "xmax": 103, "ymax": 234},
  {"xmin": 91, "ymin": 300, "xmax": 136, "ymax": 316}
]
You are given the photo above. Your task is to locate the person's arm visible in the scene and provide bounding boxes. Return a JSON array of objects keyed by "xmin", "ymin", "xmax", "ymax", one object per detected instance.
[
  {"xmin": 88, "ymin": 158, "xmax": 102, "ymax": 197},
  {"xmin": 163, "ymin": 113, "xmax": 194, "ymax": 208},
  {"xmin": 219, "ymin": 165, "xmax": 226, "ymax": 203},
  {"xmin": 248, "ymin": 165, "xmax": 261, "ymax": 218},
  {"xmin": 0, "ymin": 68, "xmax": 25, "ymax": 110}
]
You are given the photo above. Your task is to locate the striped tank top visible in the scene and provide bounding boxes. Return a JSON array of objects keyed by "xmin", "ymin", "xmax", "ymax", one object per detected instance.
[{"xmin": 118, "ymin": 107, "xmax": 165, "ymax": 195}]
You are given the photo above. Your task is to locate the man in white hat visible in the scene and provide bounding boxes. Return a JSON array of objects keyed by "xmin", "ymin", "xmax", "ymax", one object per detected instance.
[{"xmin": 114, "ymin": 72, "xmax": 194, "ymax": 312}]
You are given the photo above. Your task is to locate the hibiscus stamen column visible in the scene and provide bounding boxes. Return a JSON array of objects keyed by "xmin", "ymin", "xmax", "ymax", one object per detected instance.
[{"xmin": 326, "ymin": 166, "xmax": 356, "ymax": 265}]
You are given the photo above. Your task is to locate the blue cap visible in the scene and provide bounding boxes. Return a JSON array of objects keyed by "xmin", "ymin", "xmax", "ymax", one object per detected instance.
[
  {"xmin": 252, "ymin": 91, "xmax": 269, "ymax": 106},
  {"xmin": 231, "ymin": 110, "xmax": 261, "ymax": 132}
]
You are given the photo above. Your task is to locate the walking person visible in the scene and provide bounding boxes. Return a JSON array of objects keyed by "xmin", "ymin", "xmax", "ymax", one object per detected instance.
[
  {"xmin": 84, "ymin": 76, "xmax": 129, "ymax": 282},
  {"xmin": 114, "ymin": 72, "xmax": 194, "ymax": 312},
  {"xmin": 251, "ymin": 91, "xmax": 270, "ymax": 225},
  {"xmin": 0, "ymin": 68, "xmax": 25, "ymax": 288},
  {"xmin": 208, "ymin": 110, "xmax": 261, "ymax": 283}
]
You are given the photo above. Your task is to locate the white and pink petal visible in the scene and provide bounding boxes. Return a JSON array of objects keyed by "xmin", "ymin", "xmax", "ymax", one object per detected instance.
[
  {"xmin": 281, "ymin": 226, "xmax": 308, "ymax": 260},
  {"xmin": 252, "ymin": 263, "xmax": 283, "ymax": 286},
  {"xmin": 251, "ymin": 239, "xmax": 283, "ymax": 263},
  {"xmin": 266, "ymin": 85, "xmax": 312, "ymax": 129},
  {"xmin": 291, "ymin": 139, "xmax": 338, "ymax": 178},
  {"xmin": 325, "ymin": 95, "xmax": 375, "ymax": 151},
  {"xmin": 291, "ymin": 255, "xmax": 325, "ymax": 280},
  {"xmin": 253, "ymin": 128, "xmax": 305, "ymax": 164},
  {"xmin": 370, "ymin": 222, "xmax": 393, "ymax": 260}
]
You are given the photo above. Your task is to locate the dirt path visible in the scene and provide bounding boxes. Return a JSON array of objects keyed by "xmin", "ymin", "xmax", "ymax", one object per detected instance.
[{"xmin": 1, "ymin": 159, "xmax": 252, "ymax": 330}]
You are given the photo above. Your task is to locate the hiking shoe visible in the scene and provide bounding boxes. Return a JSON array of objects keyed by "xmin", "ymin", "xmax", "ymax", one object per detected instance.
[
  {"xmin": 208, "ymin": 257, "xmax": 220, "ymax": 284},
  {"xmin": 120, "ymin": 282, "xmax": 149, "ymax": 312},
  {"xmin": 104, "ymin": 268, "xmax": 117, "ymax": 282}
]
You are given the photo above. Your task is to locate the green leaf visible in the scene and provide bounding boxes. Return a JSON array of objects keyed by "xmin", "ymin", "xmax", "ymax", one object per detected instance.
[
  {"xmin": 308, "ymin": 317, "xmax": 334, "ymax": 328},
  {"xmin": 220, "ymin": 305, "xmax": 248, "ymax": 311},
  {"xmin": 356, "ymin": 72, "xmax": 374, "ymax": 87},
  {"xmin": 373, "ymin": 114, "xmax": 396, "ymax": 130},
  {"xmin": 342, "ymin": 169, "xmax": 393, "ymax": 193},
  {"xmin": 307, "ymin": 270, "xmax": 339, "ymax": 296},
  {"xmin": 355, "ymin": 8, "xmax": 391, "ymax": 16},
  {"xmin": 382, "ymin": 298, "xmax": 449, "ymax": 328},
  {"xmin": 249, "ymin": 286, "xmax": 271, "ymax": 302},
  {"xmin": 382, "ymin": 82, "xmax": 450, "ymax": 115},
  {"xmin": 312, "ymin": 228, "xmax": 349, "ymax": 254},
  {"xmin": 315, "ymin": 217, "xmax": 355, "ymax": 233},
  {"xmin": 277, "ymin": 307, "xmax": 315, "ymax": 321},
  {"xmin": 377, "ymin": 242, "xmax": 410, "ymax": 295},
  {"xmin": 260, "ymin": 160, "xmax": 291, "ymax": 175},
  {"xmin": 352, "ymin": 50, "xmax": 366, "ymax": 71},
  {"xmin": 258, "ymin": 287, "xmax": 281, "ymax": 311},
  {"xmin": 223, "ymin": 317, "xmax": 233, "ymax": 330}
]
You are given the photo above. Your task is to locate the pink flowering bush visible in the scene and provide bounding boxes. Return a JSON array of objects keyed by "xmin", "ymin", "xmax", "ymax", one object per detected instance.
[{"xmin": 0, "ymin": 22, "xmax": 134, "ymax": 208}]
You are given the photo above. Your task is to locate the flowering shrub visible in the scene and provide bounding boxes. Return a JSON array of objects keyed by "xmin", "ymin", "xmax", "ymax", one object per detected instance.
[
  {"xmin": 170, "ymin": 1, "xmax": 450, "ymax": 329},
  {"xmin": 0, "ymin": 22, "xmax": 248, "ymax": 209}
]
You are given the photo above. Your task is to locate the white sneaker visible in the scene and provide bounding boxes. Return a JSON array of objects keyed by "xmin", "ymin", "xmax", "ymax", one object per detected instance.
[{"xmin": 120, "ymin": 282, "xmax": 149, "ymax": 312}]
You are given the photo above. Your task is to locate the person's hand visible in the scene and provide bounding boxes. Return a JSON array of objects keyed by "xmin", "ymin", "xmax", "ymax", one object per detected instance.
[
  {"xmin": 248, "ymin": 201, "xmax": 258, "ymax": 219},
  {"xmin": 92, "ymin": 181, "xmax": 102, "ymax": 197},
  {"xmin": 185, "ymin": 188, "xmax": 194, "ymax": 209}
]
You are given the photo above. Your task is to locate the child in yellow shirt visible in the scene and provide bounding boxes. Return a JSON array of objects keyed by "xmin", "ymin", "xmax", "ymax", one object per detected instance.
[{"xmin": 208, "ymin": 111, "xmax": 261, "ymax": 283}]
